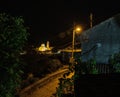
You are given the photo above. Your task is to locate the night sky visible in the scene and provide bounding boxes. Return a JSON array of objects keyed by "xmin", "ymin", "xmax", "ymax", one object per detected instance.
[{"xmin": 0, "ymin": 0, "xmax": 120, "ymax": 46}]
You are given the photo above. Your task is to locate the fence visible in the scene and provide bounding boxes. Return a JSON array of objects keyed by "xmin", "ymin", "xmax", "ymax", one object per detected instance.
[{"xmin": 96, "ymin": 64, "xmax": 110, "ymax": 74}]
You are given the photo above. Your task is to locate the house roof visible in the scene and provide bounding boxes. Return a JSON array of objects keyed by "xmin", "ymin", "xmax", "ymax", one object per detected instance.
[{"xmin": 79, "ymin": 13, "xmax": 120, "ymax": 63}]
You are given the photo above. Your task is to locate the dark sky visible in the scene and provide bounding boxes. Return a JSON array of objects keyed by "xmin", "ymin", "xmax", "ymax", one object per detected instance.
[{"xmin": 0, "ymin": 0, "xmax": 120, "ymax": 46}]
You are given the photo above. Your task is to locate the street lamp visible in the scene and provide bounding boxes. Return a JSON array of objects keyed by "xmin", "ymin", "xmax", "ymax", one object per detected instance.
[{"xmin": 70, "ymin": 25, "xmax": 82, "ymax": 64}]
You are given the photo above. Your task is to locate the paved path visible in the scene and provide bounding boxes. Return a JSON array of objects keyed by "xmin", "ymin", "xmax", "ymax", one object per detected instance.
[
  {"xmin": 19, "ymin": 66, "xmax": 74, "ymax": 97},
  {"xmin": 21, "ymin": 75, "xmax": 60, "ymax": 97}
]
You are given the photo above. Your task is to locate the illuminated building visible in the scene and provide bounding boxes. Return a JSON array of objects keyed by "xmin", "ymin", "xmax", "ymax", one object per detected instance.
[{"xmin": 38, "ymin": 41, "xmax": 53, "ymax": 54}]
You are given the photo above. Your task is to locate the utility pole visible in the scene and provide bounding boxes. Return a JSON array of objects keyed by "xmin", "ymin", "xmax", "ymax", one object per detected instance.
[{"xmin": 90, "ymin": 13, "xmax": 93, "ymax": 28}]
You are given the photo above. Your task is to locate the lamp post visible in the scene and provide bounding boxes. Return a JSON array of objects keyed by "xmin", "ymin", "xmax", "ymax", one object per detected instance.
[
  {"xmin": 71, "ymin": 25, "xmax": 82, "ymax": 97},
  {"xmin": 71, "ymin": 25, "xmax": 82, "ymax": 64}
]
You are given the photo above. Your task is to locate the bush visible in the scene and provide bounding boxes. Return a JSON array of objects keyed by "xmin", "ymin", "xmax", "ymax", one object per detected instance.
[{"xmin": 0, "ymin": 13, "xmax": 28, "ymax": 97}]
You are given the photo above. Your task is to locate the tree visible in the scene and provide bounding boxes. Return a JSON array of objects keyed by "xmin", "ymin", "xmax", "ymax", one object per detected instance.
[
  {"xmin": 109, "ymin": 52, "xmax": 120, "ymax": 73},
  {"xmin": 0, "ymin": 13, "xmax": 29, "ymax": 97}
]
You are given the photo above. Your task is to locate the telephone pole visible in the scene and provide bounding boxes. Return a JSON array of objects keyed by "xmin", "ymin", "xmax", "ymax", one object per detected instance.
[{"xmin": 90, "ymin": 13, "xmax": 93, "ymax": 28}]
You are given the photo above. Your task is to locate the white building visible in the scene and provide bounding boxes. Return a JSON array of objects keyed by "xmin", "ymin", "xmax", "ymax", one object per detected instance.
[{"xmin": 38, "ymin": 41, "xmax": 53, "ymax": 53}]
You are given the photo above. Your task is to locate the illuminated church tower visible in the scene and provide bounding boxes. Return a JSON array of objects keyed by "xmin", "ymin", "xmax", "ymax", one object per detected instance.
[{"xmin": 46, "ymin": 41, "xmax": 49, "ymax": 49}]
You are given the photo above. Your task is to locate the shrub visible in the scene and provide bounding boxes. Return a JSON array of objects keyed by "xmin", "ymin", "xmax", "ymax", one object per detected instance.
[{"xmin": 0, "ymin": 13, "xmax": 28, "ymax": 97}]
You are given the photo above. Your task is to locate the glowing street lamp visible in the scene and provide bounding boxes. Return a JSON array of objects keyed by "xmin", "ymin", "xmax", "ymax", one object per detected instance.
[
  {"xmin": 75, "ymin": 27, "xmax": 82, "ymax": 34},
  {"xmin": 70, "ymin": 25, "xmax": 82, "ymax": 64}
]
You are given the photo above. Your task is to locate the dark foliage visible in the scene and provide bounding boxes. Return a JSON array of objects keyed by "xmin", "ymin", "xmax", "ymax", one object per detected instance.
[{"xmin": 0, "ymin": 13, "xmax": 28, "ymax": 97}]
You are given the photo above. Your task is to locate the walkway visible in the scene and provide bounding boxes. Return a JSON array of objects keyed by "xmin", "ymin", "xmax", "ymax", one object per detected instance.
[{"xmin": 19, "ymin": 66, "xmax": 73, "ymax": 97}]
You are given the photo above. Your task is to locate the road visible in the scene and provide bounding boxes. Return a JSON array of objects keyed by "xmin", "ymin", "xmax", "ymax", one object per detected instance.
[
  {"xmin": 19, "ymin": 67, "xmax": 74, "ymax": 97},
  {"xmin": 20, "ymin": 75, "xmax": 61, "ymax": 97}
]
